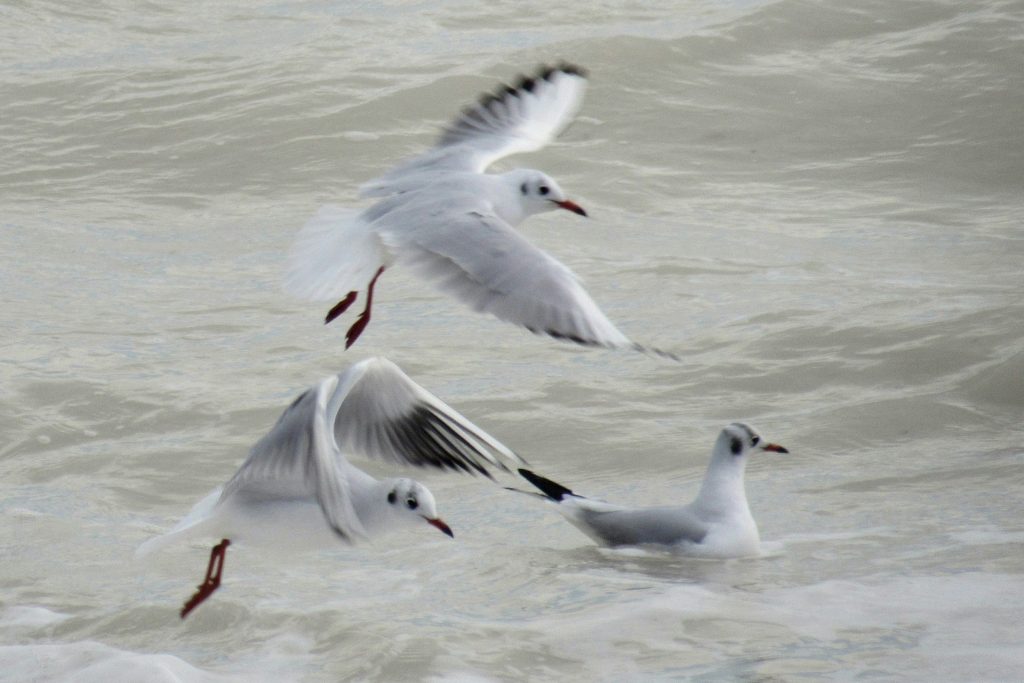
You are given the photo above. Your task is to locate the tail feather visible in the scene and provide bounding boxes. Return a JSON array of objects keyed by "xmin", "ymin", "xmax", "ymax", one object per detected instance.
[
  {"xmin": 503, "ymin": 486, "xmax": 549, "ymax": 501},
  {"xmin": 135, "ymin": 487, "xmax": 223, "ymax": 559},
  {"xmin": 518, "ymin": 468, "xmax": 577, "ymax": 502},
  {"xmin": 284, "ymin": 204, "xmax": 385, "ymax": 302}
]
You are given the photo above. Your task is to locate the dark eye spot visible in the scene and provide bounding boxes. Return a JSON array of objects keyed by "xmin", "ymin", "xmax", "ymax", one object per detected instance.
[
  {"xmin": 751, "ymin": 435, "xmax": 760, "ymax": 446},
  {"xmin": 520, "ymin": 182, "xmax": 528, "ymax": 195},
  {"xmin": 406, "ymin": 498, "xmax": 418, "ymax": 510},
  {"xmin": 538, "ymin": 185, "xmax": 550, "ymax": 196},
  {"xmin": 387, "ymin": 491, "xmax": 396, "ymax": 504},
  {"xmin": 730, "ymin": 437, "xmax": 743, "ymax": 455}
]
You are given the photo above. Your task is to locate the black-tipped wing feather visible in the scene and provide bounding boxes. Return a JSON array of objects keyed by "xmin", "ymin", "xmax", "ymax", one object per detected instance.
[
  {"xmin": 361, "ymin": 64, "xmax": 587, "ymax": 196},
  {"xmin": 438, "ymin": 62, "xmax": 587, "ymax": 152},
  {"xmin": 330, "ymin": 357, "xmax": 522, "ymax": 475},
  {"xmin": 516, "ymin": 468, "xmax": 710, "ymax": 547},
  {"xmin": 519, "ymin": 468, "xmax": 577, "ymax": 501}
]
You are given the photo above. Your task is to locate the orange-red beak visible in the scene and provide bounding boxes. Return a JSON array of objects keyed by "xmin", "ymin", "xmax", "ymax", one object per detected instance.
[
  {"xmin": 762, "ymin": 443, "xmax": 789, "ymax": 453},
  {"xmin": 426, "ymin": 517, "xmax": 454, "ymax": 538},
  {"xmin": 555, "ymin": 199, "xmax": 587, "ymax": 217}
]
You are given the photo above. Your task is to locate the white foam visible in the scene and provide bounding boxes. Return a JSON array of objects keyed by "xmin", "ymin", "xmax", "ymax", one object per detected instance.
[
  {"xmin": 0, "ymin": 642, "xmax": 238, "ymax": 683},
  {"xmin": 0, "ymin": 606, "xmax": 69, "ymax": 633}
]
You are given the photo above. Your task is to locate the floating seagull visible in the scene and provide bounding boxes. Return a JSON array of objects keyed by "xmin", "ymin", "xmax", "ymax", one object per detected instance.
[
  {"xmin": 286, "ymin": 63, "xmax": 674, "ymax": 359},
  {"xmin": 137, "ymin": 357, "xmax": 521, "ymax": 618},
  {"xmin": 510, "ymin": 423, "xmax": 787, "ymax": 557}
]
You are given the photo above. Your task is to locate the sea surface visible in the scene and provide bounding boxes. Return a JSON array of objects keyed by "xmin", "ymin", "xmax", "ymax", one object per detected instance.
[{"xmin": 2, "ymin": 0, "xmax": 1023, "ymax": 680}]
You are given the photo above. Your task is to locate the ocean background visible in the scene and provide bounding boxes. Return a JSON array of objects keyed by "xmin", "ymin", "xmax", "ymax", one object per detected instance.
[{"xmin": 2, "ymin": 0, "xmax": 1023, "ymax": 680}]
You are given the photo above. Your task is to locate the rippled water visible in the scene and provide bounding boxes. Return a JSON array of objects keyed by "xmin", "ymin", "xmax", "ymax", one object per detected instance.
[{"xmin": 2, "ymin": 0, "xmax": 1023, "ymax": 680}]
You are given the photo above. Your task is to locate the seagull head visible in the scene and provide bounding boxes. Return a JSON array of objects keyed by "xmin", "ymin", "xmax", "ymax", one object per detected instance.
[
  {"xmin": 505, "ymin": 169, "xmax": 587, "ymax": 220},
  {"xmin": 385, "ymin": 478, "xmax": 453, "ymax": 538},
  {"xmin": 716, "ymin": 423, "xmax": 789, "ymax": 460}
]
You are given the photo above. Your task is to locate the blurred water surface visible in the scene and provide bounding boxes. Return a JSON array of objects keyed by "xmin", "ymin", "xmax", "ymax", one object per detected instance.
[{"xmin": 2, "ymin": 0, "xmax": 1023, "ymax": 680}]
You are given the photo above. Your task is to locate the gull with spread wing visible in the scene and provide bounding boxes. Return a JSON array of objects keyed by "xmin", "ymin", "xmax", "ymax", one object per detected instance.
[
  {"xmin": 137, "ymin": 357, "xmax": 521, "ymax": 618},
  {"xmin": 286, "ymin": 63, "xmax": 673, "ymax": 358},
  {"xmin": 510, "ymin": 423, "xmax": 788, "ymax": 557}
]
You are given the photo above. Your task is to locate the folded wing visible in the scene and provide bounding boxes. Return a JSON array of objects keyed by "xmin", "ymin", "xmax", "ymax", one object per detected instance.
[{"xmin": 576, "ymin": 506, "xmax": 709, "ymax": 547}]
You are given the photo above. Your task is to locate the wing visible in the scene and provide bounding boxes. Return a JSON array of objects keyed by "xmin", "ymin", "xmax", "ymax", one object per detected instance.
[
  {"xmin": 220, "ymin": 357, "xmax": 520, "ymax": 538},
  {"xmin": 330, "ymin": 357, "xmax": 523, "ymax": 478},
  {"xmin": 361, "ymin": 64, "xmax": 587, "ymax": 197},
  {"xmin": 511, "ymin": 471, "xmax": 706, "ymax": 546},
  {"xmin": 219, "ymin": 375, "xmax": 366, "ymax": 542},
  {"xmin": 575, "ymin": 505, "xmax": 710, "ymax": 547},
  {"xmin": 377, "ymin": 204, "xmax": 636, "ymax": 350}
]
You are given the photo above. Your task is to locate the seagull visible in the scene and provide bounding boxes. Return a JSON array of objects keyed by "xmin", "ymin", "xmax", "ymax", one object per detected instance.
[
  {"xmin": 137, "ymin": 357, "xmax": 522, "ymax": 618},
  {"xmin": 510, "ymin": 423, "xmax": 788, "ymax": 557},
  {"xmin": 286, "ymin": 63, "xmax": 675, "ymax": 359}
]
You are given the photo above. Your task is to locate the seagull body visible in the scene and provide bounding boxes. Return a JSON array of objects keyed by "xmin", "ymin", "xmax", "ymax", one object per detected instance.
[
  {"xmin": 137, "ymin": 356, "xmax": 521, "ymax": 617},
  {"xmin": 287, "ymin": 64, "xmax": 671, "ymax": 357},
  {"xmin": 514, "ymin": 423, "xmax": 788, "ymax": 558}
]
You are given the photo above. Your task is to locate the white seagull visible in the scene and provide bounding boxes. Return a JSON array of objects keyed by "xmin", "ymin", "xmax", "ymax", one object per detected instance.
[
  {"xmin": 510, "ymin": 423, "xmax": 788, "ymax": 557},
  {"xmin": 286, "ymin": 63, "xmax": 674, "ymax": 359},
  {"xmin": 137, "ymin": 357, "xmax": 521, "ymax": 618}
]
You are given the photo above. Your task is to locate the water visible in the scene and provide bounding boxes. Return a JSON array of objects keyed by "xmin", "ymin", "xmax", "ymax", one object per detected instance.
[{"xmin": 2, "ymin": 0, "xmax": 1023, "ymax": 680}]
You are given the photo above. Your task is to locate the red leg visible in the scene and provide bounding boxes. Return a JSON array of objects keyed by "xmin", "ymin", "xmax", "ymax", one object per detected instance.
[
  {"xmin": 324, "ymin": 290, "xmax": 358, "ymax": 325},
  {"xmin": 180, "ymin": 539, "xmax": 230, "ymax": 619},
  {"xmin": 344, "ymin": 266, "xmax": 385, "ymax": 349}
]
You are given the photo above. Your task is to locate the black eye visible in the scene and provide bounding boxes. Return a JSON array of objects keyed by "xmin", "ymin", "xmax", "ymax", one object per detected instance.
[
  {"xmin": 406, "ymin": 498, "xmax": 418, "ymax": 510},
  {"xmin": 520, "ymin": 182, "xmax": 528, "ymax": 195},
  {"xmin": 387, "ymin": 491, "xmax": 396, "ymax": 504},
  {"xmin": 751, "ymin": 435, "xmax": 760, "ymax": 446},
  {"xmin": 730, "ymin": 437, "xmax": 743, "ymax": 455},
  {"xmin": 538, "ymin": 185, "xmax": 550, "ymax": 196}
]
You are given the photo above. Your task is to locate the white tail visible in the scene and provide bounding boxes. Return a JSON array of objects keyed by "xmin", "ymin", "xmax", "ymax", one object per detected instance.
[
  {"xmin": 284, "ymin": 204, "xmax": 387, "ymax": 302},
  {"xmin": 135, "ymin": 487, "xmax": 223, "ymax": 558}
]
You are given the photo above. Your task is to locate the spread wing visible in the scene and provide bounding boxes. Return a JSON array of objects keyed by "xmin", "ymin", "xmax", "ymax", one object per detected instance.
[
  {"xmin": 330, "ymin": 357, "xmax": 523, "ymax": 477},
  {"xmin": 376, "ymin": 200, "xmax": 636, "ymax": 350},
  {"xmin": 361, "ymin": 64, "xmax": 587, "ymax": 197}
]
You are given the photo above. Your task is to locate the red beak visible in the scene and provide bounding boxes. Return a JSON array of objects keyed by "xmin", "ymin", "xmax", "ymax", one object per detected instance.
[
  {"xmin": 555, "ymin": 199, "xmax": 587, "ymax": 217},
  {"xmin": 426, "ymin": 517, "xmax": 454, "ymax": 538},
  {"xmin": 762, "ymin": 443, "xmax": 789, "ymax": 453}
]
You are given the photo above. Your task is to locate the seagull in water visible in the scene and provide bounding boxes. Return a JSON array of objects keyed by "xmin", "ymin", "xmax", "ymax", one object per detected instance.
[
  {"xmin": 510, "ymin": 423, "xmax": 788, "ymax": 557},
  {"xmin": 286, "ymin": 63, "xmax": 674, "ymax": 359},
  {"xmin": 137, "ymin": 357, "xmax": 521, "ymax": 618}
]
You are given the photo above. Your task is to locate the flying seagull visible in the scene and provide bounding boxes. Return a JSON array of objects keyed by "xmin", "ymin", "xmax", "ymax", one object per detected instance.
[
  {"xmin": 138, "ymin": 357, "xmax": 521, "ymax": 618},
  {"xmin": 286, "ymin": 63, "xmax": 675, "ymax": 359}
]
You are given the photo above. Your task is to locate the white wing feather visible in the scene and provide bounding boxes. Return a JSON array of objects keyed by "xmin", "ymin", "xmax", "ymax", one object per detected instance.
[
  {"xmin": 377, "ymin": 205, "xmax": 633, "ymax": 349},
  {"xmin": 219, "ymin": 375, "xmax": 366, "ymax": 542}
]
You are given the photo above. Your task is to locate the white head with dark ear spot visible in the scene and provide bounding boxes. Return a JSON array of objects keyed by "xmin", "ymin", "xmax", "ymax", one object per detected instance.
[
  {"xmin": 503, "ymin": 168, "xmax": 587, "ymax": 220},
  {"xmin": 694, "ymin": 423, "xmax": 788, "ymax": 515},
  {"xmin": 718, "ymin": 423, "xmax": 789, "ymax": 459},
  {"xmin": 385, "ymin": 478, "xmax": 453, "ymax": 537}
]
